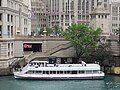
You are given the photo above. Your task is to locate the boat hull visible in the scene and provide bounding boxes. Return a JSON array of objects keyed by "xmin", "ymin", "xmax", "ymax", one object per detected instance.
[{"xmin": 14, "ymin": 73, "xmax": 104, "ymax": 80}]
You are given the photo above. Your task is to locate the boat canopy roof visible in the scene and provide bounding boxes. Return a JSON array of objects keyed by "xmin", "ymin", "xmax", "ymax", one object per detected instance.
[{"xmin": 31, "ymin": 61, "xmax": 49, "ymax": 63}]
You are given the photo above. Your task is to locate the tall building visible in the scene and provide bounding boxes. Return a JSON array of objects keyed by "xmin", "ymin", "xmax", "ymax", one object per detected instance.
[
  {"xmin": 109, "ymin": 1, "xmax": 120, "ymax": 35},
  {"xmin": 90, "ymin": 0, "xmax": 110, "ymax": 37},
  {"xmin": 0, "ymin": 0, "xmax": 31, "ymax": 68},
  {"xmin": 47, "ymin": 0, "xmax": 109, "ymax": 31},
  {"xmin": 31, "ymin": 0, "xmax": 47, "ymax": 33}
]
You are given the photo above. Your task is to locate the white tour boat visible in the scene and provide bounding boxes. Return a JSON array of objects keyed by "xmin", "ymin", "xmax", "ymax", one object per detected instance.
[{"xmin": 13, "ymin": 60, "xmax": 105, "ymax": 80}]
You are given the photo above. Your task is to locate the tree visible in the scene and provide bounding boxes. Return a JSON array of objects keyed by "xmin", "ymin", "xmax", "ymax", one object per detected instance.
[
  {"xmin": 115, "ymin": 27, "xmax": 120, "ymax": 42},
  {"xmin": 54, "ymin": 25, "xmax": 63, "ymax": 36},
  {"xmin": 91, "ymin": 42, "xmax": 113, "ymax": 66},
  {"xmin": 46, "ymin": 26, "xmax": 52, "ymax": 36},
  {"xmin": 62, "ymin": 23, "xmax": 102, "ymax": 62}
]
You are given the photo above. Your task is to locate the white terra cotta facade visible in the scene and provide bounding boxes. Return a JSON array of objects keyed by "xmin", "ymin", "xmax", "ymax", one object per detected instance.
[{"xmin": 0, "ymin": 0, "xmax": 31, "ymax": 68}]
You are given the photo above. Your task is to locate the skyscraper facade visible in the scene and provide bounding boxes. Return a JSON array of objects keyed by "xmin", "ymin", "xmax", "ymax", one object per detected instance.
[
  {"xmin": 47, "ymin": 0, "xmax": 109, "ymax": 30},
  {"xmin": 110, "ymin": 1, "xmax": 120, "ymax": 35},
  {"xmin": 31, "ymin": 0, "xmax": 47, "ymax": 33}
]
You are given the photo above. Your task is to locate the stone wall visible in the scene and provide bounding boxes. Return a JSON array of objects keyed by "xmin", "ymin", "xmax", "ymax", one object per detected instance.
[{"xmin": 0, "ymin": 68, "xmax": 10, "ymax": 76}]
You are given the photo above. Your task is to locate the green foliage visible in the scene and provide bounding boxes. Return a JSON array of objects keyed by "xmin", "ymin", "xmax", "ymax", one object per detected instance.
[
  {"xmin": 46, "ymin": 26, "xmax": 52, "ymax": 36},
  {"xmin": 91, "ymin": 42, "xmax": 113, "ymax": 66},
  {"xmin": 115, "ymin": 27, "xmax": 120, "ymax": 35},
  {"xmin": 115, "ymin": 27, "xmax": 120, "ymax": 42},
  {"xmin": 62, "ymin": 23, "xmax": 102, "ymax": 61},
  {"xmin": 54, "ymin": 25, "xmax": 63, "ymax": 35}
]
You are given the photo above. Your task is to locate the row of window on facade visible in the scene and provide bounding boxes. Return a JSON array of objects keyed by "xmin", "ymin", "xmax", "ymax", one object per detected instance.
[
  {"xmin": 112, "ymin": 6, "xmax": 120, "ymax": 13},
  {"xmin": 31, "ymin": 1, "xmax": 44, "ymax": 7},
  {"xmin": 112, "ymin": 23, "xmax": 120, "ymax": 27},
  {"xmin": 0, "ymin": 26, "xmax": 28, "ymax": 37},
  {"xmin": 8, "ymin": 14, "xmax": 28, "ymax": 25},
  {"xmin": 91, "ymin": 15, "xmax": 108, "ymax": 19},
  {"xmin": 112, "ymin": 17, "xmax": 120, "ymax": 21},
  {"xmin": 7, "ymin": 14, "xmax": 13, "ymax": 22},
  {"xmin": 0, "ymin": 13, "xmax": 28, "ymax": 25},
  {"xmin": 48, "ymin": 14, "xmax": 90, "ymax": 21}
]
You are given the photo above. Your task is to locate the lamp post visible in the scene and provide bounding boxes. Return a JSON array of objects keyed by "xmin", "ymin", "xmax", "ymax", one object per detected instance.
[{"xmin": 43, "ymin": 28, "xmax": 47, "ymax": 37}]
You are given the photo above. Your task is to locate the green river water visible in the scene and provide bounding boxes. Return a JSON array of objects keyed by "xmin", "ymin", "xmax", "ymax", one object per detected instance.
[{"xmin": 0, "ymin": 75, "xmax": 120, "ymax": 90}]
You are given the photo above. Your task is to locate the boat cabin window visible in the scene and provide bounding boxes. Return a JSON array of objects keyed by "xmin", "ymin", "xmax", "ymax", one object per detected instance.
[
  {"xmin": 46, "ymin": 71, "xmax": 49, "ymax": 74},
  {"xmin": 50, "ymin": 71, "xmax": 53, "ymax": 74},
  {"xmin": 72, "ymin": 71, "xmax": 77, "ymax": 74},
  {"xmin": 53, "ymin": 71, "xmax": 56, "ymax": 74},
  {"xmin": 79, "ymin": 70, "xmax": 85, "ymax": 74},
  {"xmin": 25, "ymin": 70, "xmax": 90, "ymax": 74},
  {"xmin": 86, "ymin": 70, "xmax": 92, "ymax": 74},
  {"xmin": 38, "ymin": 71, "xmax": 42, "ymax": 74},
  {"xmin": 43, "ymin": 71, "xmax": 46, "ymax": 74},
  {"xmin": 93, "ymin": 70, "xmax": 99, "ymax": 73},
  {"xmin": 60, "ymin": 71, "xmax": 63, "ymax": 74}
]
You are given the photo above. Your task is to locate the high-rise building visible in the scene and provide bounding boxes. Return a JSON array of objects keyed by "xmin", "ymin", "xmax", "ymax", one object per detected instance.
[
  {"xmin": 31, "ymin": 0, "xmax": 47, "ymax": 33},
  {"xmin": 0, "ymin": 0, "xmax": 31, "ymax": 68},
  {"xmin": 47, "ymin": 0, "xmax": 109, "ymax": 31},
  {"xmin": 109, "ymin": 1, "xmax": 120, "ymax": 35},
  {"xmin": 90, "ymin": 0, "xmax": 110, "ymax": 37}
]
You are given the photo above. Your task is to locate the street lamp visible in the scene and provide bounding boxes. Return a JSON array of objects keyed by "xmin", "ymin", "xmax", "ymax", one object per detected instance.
[{"xmin": 43, "ymin": 29, "xmax": 47, "ymax": 36}]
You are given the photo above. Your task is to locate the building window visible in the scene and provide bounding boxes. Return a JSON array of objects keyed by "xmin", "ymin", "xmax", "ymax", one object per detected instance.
[
  {"xmin": 8, "ymin": 25, "xmax": 10, "ymax": 37},
  {"xmin": 8, "ymin": 52, "xmax": 10, "ymax": 57},
  {"xmin": 0, "ymin": 25, "xmax": 2, "ymax": 37},
  {"xmin": 0, "ymin": 13, "xmax": 2, "ymax": 21},
  {"xmin": 24, "ymin": 19, "xmax": 27, "ymax": 25},
  {"xmin": 98, "ymin": 15, "xmax": 100, "ymax": 18},
  {"xmin": 101, "ymin": 24, "xmax": 104, "ymax": 28},
  {"xmin": 104, "ymin": 0, "xmax": 107, "ymax": 2},
  {"xmin": 7, "ymin": 14, "xmax": 10, "ymax": 22},
  {"xmin": 0, "ymin": 0, "xmax": 2, "ymax": 6},
  {"xmin": 8, "ymin": 43, "xmax": 10, "ymax": 50},
  {"xmin": 11, "ymin": 15, "xmax": 13, "ymax": 22},
  {"xmin": 105, "ymin": 15, "xmax": 107, "ymax": 18},
  {"xmin": 11, "ymin": 26, "xmax": 13, "ymax": 37},
  {"xmin": 11, "ymin": 43, "xmax": 13, "ymax": 49},
  {"xmin": 24, "ymin": 28, "xmax": 27, "ymax": 35}
]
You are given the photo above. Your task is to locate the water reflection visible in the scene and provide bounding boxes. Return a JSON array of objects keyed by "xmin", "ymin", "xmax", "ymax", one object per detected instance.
[{"xmin": 105, "ymin": 75, "xmax": 120, "ymax": 90}]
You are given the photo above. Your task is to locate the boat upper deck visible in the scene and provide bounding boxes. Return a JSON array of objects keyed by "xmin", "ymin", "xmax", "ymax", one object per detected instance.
[{"xmin": 27, "ymin": 62, "xmax": 101, "ymax": 71}]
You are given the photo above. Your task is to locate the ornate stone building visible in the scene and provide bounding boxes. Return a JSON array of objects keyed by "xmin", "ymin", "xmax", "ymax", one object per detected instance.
[
  {"xmin": 47, "ymin": 0, "xmax": 109, "ymax": 31},
  {"xmin": 31, "ymin": 0, "xmax": 47, "ymax": 33},
  {"xmin": 0, "ymin": 0, "xmax": 31, "ymax": 71}
]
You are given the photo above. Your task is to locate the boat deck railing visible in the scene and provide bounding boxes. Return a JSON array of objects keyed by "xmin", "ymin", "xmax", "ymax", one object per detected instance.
[{"xmin": 28, "ymin": 63, "xmax": 99, "ymax": 68}]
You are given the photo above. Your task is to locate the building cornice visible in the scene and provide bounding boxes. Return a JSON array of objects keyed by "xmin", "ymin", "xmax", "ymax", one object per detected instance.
[{"xmin": 0, "ymin": 7, "xmax": 19, "ymax": 14}]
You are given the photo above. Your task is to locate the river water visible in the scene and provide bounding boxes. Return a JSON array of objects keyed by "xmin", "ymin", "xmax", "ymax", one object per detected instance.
[{"xmin": 0, "ymin": 75, "xmax": 120, "ymax": 90}]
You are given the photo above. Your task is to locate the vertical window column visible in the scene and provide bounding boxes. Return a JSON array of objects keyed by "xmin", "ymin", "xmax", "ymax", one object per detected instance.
[
  {"xmin": 0, "ymin": 13, "xmax": 2, "ymax": 21},
  {"xmin": 0, "ymin": 25, "xmax": 2, "ymax": 37},
  {"xmin": 7, "ymin": 25, "xmax": 10, "ymax": 37},
  {"xmin": 11, "ymin": 26, "xmax": 13, "ymax": 37},
  {"xmin": 0, "ymin": 0, "xmax": 2, "ymax": 6}
]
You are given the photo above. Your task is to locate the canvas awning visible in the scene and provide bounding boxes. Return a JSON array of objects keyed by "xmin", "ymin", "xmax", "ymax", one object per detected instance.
[{"xmin": 48, "ymin": 56, "xmax": 57, "ymax": 60}]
